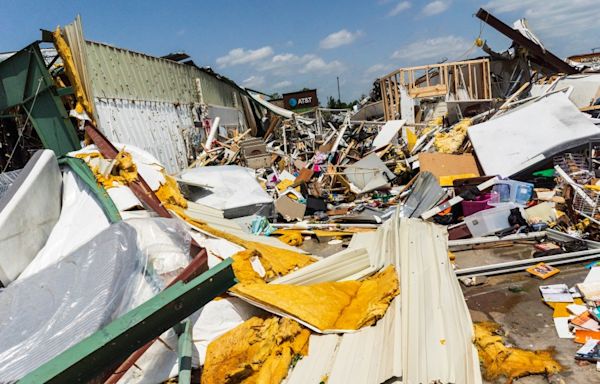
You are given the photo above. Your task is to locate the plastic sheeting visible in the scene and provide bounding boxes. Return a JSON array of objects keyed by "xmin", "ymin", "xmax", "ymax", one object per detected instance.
[
  {"xmin": 126, "ymin": 218, "xmax": 192, "ymax": 288},
  {"xmin": 344, "ymin": 153, "xmax": 395, "ymax": 194},
  {"xmin": 0, "ymin": 218, "xmax": 192, "ymax": 381},
  {"xmin": 0, "ymin": 169, "xmax": 21, "ymax": 200},
  {"xmin": 0, "ymin": 223, "xmax": 143, "ymax": 381}
]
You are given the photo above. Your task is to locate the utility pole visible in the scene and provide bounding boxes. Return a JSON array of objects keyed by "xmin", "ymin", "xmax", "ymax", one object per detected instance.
[{"xmin": 336, "ymin": 76, "xmax": 341, "ymax": 103}]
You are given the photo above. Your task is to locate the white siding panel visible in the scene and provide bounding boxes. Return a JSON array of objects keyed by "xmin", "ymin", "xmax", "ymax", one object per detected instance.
[{"xmin": 95, "ymin": 98, "xmax": 194, "ymax": 173}]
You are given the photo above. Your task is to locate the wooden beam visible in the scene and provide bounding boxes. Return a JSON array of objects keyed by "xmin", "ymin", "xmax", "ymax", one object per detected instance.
[{"xmin": 476, "ymin": 8, "xmax": 577, "ymax": 74}]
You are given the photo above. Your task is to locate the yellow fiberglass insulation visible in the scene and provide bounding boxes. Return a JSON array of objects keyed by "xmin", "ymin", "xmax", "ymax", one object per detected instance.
[
  {"xmin": 433, "ymin": 118, "xmax": 472, "ymax": 154},
  {"xmin": 201, "ymin": 316, "xmax": 310, "ymax": 384},
  {"xmin": 474, "ymin": 322, "xmax": 562, "ymax": 384},
  {"xmin": 155, "ymin": 173, "xmax": 188, "ymax": 209},
  {"xmin": 75, "ymin": 151, "xmax": 138, "ymax": 189},
  {"xmin": 52, "ymin": 27, "xmax": 93, "ymax": 117},
  {"xmin": 168, "ymin": 207, "xmax": 316, "ymax": 283},
  {"xmin": 231, "ymin": 265, "xmax": 399, "ymax": 331},
  {"xmin": 277, "ymin": 231, "xmax": 304, "ymax": 247}
]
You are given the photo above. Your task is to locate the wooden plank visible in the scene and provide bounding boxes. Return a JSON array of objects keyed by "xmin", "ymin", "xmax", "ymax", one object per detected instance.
[
  {"xmin": 476, "ymin": 8, "xmax": 577, "ymax": 74},
  {"xmin": 408, "ymin": 84, "xmax": 448, "ymax": 98}
]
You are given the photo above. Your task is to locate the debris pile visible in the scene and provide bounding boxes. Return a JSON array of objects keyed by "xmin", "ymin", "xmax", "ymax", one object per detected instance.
[{"xmin": 1, "ymin": 6, "xmax": 600, "ymax": 384}]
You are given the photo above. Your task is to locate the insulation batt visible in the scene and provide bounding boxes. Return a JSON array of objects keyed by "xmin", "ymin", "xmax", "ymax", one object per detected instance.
[
  {"xmin": 474, "ymin": 322, "xmax": 562, "ymax": 383},
  {"xmin": 231, "ymin": 265, "xmax": 399, "ymax": 331},
  {"xmin": 170, "ymin": 206, "xmax": 316, "ymax": 283},
  {"xmin": 201, "ymin": 317, "xmax": 310, "ymax": 384},
  {"xmin": 434, "ymin": 118, "xmax": 472, "ymax": 154}
]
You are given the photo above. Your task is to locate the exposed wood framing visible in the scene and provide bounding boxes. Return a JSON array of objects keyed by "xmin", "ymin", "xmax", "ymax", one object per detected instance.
[{"xmin": 380, "ymin": 59, "xmax": 493, "ymax": 121}]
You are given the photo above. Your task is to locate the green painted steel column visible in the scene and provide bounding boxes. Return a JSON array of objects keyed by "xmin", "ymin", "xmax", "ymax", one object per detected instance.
[
  {"xmin": 59, "ymin": 157, "xmax": 121, "ymax": 223},
  {"xmin": 176, "ymin": 319, "xmax": 193, "ymax": 384},
  {"xmin": 0, "ymin": 43, "xmax": 80, "ymax": 156}
]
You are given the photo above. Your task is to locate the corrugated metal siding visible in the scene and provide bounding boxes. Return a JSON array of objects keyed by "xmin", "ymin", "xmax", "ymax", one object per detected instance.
[
  {"xmin": 95, "ymin": 98, "xmax": 193, "ymax": 173},
  {"xmin": 85, "ymin": 41, "xmax": 241, "ymax": 108},
  {"xmin": 84, "ymin": 41, "xmax": 251, "ymax": 172}
]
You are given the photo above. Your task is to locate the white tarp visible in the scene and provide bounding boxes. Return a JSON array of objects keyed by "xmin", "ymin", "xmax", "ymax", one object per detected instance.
[
  {"xmin": 19, "ymin": 168, "xmax": 111, "ymax": 279},
  {"xmin": 468, "ymin": 92, "xmax": 600, "ymax": 177},
  {"xmin": 0, "ymin": 150, "xmax": 62, "ymax": 285}
]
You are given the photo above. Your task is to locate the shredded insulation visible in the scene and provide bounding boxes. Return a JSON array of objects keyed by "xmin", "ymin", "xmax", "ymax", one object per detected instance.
[
  {"xmin": 434, "ymin": 118, "xmax": 472, "ymax": 154},
  {"xmin": 155, "ymin": 174, "xmax": 188, "ymax": 208},
  {"xmin": 170, "ymin": 207, "xmax": 316, "ymax": 283},
  {"xmin": 277, "ymin": 231, "xmax": 304, "ymax": 246},
  {"xmin": 201, "ymin": 316, "xmax": 310, "ymax": 384},
  {"xmin": 75, "ymin": 151, "xmax": 139, "ymax": 188},
  {"xmin": 52, "ymin": 27, "xmax": 93, "ymax": 116},
  {"xmin": 474, "ymin": 322, "xmax": 562, "ymax": 383},
  {"xmin": 230, "ymin": 265, "xmax": 399, "ymax": 332}
]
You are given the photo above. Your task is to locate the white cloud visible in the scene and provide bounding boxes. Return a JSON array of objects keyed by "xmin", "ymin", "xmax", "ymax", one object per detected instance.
[
  {"xmin": 365, "ymin": 64, "xmax": 394, "ymax": 76},
  {"xmin": 300, "ymin": 57, "xmax": 344, "ymax": 74},
  {"xmin": 216, "ymin": 46, "xmax": 273, "ymax": 68},
  {"xmin": 319, "ymin": 29, "xmax": 363, "ymax": 49},
  {"xmin": 258, "ymin": 53, "xmax": 312, "ymax": 74},
  {"xmin": 242, "ymin": 75, "xmax": 265, "ymax": 88},
  {"xmin": 258, "ymin": 53, "xmax": 344, "ymax": 76},
  {"xmin": 388, "ymin": 1, "xmax": 411, "ymax": 17},
  {"xmin": 422, "ymin": 0, "xmax": 451, "ymax": 16},
  {"xmin": 392, "ymin": 35, "xmax": 471, "ymax": 63},
  {"xmin": 272, "ymin": 80, "xmax": 292, "ymax": 89},
  {"xmin": 484, "ymin": 0, "xmax": 599, "ymax": 41}
]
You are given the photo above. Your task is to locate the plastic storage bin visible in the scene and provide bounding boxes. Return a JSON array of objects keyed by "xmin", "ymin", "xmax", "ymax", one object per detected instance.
[
  {"xmin": 461, "ymin": 193, "xmax": 498, "ymax": 217},
  {"xmin": 491, "ymin": 180, "xmax": 533, "ymax": 205},
  {"xmin": 464, "ymin": 203, "xmax": 521, "ymax": 237}
]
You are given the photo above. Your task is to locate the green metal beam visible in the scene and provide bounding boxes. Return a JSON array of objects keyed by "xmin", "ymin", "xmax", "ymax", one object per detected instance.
[
  {"xmin": 19, "ymin": 259, "xmax": 236, "ymax": 384},
  {"xmin": 176, "ymin": 319, "xmax": 193, "ymax": 384},
  {"xmin": 59, "ymin": 157, "xmax": 121, "ymax": 223},
  {"xmin": 0, "ymin": 43, "xmax": 80, "ymax": 156},
  {"xmin": 56, "ymin": 86, "xmax": 74, "ymax": 97}
]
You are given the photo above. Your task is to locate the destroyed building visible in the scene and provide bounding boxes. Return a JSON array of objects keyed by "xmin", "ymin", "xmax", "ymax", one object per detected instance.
[{"xmin": 2, "ymin": 6, "xmax": 600, "ymax": 384}]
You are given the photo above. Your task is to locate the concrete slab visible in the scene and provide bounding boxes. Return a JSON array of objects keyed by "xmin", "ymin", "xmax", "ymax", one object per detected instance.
[{"xmin": 458, "ymin": 246, "xmax": 600, "ymax": 383}]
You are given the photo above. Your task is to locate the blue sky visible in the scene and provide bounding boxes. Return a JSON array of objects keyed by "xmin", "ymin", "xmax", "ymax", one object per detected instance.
[{"xmin": 1, "ymin": 0, "xmax": 598, "ymax": 101}]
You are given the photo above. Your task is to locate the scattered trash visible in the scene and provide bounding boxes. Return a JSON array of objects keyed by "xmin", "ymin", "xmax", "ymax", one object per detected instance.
[
  {"xmin": 1, "ymin": 5, "xmax": 600, "ymax": 383},
  {"xmin": 527, "ymin": 263, "xmax": 561, "ymax": 279}
]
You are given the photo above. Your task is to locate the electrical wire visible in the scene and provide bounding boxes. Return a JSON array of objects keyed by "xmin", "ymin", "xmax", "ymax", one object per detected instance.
[
  {"xmin": 2, "ymin": 76, "xmax": 44, "ymax": 173},
  {"xmin": 451, "ymin": 19, "xmax": 486, "ymax": 62}
]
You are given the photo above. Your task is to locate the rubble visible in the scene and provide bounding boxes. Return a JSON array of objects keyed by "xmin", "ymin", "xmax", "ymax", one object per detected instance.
[{"xmin": 2, "ymin": 5, "xmax": 600, "ymax": 384}]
